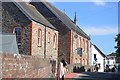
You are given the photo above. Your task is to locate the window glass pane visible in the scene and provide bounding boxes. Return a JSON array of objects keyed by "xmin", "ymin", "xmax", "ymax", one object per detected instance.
[
  {"xmin": 48, "ymin": 32, "xmax": 50, "ymax": 42},
  {"xmin": 53, "ymin": 34, "xmax": 57, "ymax": 48},
  {"xmin": 38, "ymin": 29, "xmax": 42, "ymax": 46},
  {"xmin": 14, "ymin": 27, "xmax": 22, "ymax": 43}
]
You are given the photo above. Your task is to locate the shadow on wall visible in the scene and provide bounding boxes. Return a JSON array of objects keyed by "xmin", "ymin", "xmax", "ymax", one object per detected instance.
[{"xmin": 73, "ymin": 66, "xmax": 85, "ymax": 73}]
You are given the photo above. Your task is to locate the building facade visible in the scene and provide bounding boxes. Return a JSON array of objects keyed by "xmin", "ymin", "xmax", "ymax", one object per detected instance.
[
  {"xmin": 30, "ymin": 0, "xmax": 90, "ymax": 65},
  {"xmin": 90, "ymin": 44, "xmax": 107, "ymax": 72},
  {"xmin": 2, "ymin": 1, "xmax": 58, "ymax": 74}
]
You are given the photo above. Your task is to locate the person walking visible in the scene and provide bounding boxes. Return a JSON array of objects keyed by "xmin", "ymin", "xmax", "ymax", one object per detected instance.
[{"xmin": 58, "ymin": 59, "xmax": 67, "ymax": 80}]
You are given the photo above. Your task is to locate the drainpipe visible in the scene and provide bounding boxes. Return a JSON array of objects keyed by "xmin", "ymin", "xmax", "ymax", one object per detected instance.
[{"xmin": 44, "ymin": 26, "xmax": 46, "ymax": 58}]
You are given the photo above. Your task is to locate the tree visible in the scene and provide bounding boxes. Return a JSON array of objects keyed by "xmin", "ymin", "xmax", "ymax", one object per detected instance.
[
  {"xmin": 108, "ymin": 52, "xmax": 117, "ymax": 56},
  {"xmin": 115, "ymin": 34, "xmax": 120, "ymax": 57}
]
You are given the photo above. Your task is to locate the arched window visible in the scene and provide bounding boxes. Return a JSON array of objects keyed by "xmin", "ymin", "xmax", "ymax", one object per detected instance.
[
  {"xmin": 53, "ymin": 33, "xmax": 57, "ymax": 49},
  {"xmin": 79, "ymin": 37, "xmax": 81, "ymax": 47},
  {"xmin": 82, "ymin": 39, "xmax": 85, "ymax": 50},
  {"xmin": 38, "ymin": 29, "xmax": 42, "ymax": 46},
  {"xmin": 82, "ymin": 59, "xmax": 85, "ymax": 65},
  {"xmin": 13, "ymin": 27, "xmax": 22, "ymax": 45},
  {"xmin": 83, "ymin": 39, "xmax": 85, "ymax": 51},
  {"xmin": 48, "ymin": 32, "xmax": 50, "ymax": 43},
  {"xmin": 87, "ymin": 41, "xmax": 89, "ymax": 52},
  {"xmin": 76, "ymin": 39, "xmax": 78, "ymax": 49}
]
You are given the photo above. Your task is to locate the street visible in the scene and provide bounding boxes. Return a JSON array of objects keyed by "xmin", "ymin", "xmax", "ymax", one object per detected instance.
[{"xmin": 65, "ymin": 72, "xmax": 120, "ymax": 80}]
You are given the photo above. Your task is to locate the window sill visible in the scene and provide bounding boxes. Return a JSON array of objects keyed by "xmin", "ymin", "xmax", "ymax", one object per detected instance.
[
  {"xmin": 54, "ymin": 48, "xmax": 57, "ymax": 50},
  {"xmin": 38, "ymin": 45, "xmax": 42, "ymax": 47},
  {"xmin": 17, "ymin": 43, "xmax": 21, "ymax": 46}
]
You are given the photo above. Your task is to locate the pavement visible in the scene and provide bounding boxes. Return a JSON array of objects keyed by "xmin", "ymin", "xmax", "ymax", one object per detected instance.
[
  {"xmin": 65, "ymin": 73, "xmax": 80, "ymax": 78},
  {"xmin": 64, "ymin": 72, "xmax": 120, "ymax": 80}
]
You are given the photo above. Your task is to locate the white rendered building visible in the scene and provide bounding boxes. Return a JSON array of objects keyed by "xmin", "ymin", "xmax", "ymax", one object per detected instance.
[{"xmin": 89, "ymin": 44, "xmax": 107, "ymax": 72}]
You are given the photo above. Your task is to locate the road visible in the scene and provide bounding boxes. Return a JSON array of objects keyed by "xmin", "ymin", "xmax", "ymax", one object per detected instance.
[{"xmin": 65, "ymin": 72, "xmax": 120, "ymax": 80}]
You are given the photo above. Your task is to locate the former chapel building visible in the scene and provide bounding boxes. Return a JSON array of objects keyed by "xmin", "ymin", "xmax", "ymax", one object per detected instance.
[
  {"xmin": 2, "ymin": 1, "xmax": 58, "ymax": 73},
  {"xmin": 30, "ymin": 0, "xmax": 90, "ymax": 65},
  {"xmin": 2, "ymin": 0, "xmax": 90, "ymax": 74}
]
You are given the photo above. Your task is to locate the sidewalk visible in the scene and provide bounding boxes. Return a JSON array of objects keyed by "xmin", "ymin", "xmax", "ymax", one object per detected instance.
[{"xmin": 64, "ymin": 73, "xmax": 80, "ymax": 78}]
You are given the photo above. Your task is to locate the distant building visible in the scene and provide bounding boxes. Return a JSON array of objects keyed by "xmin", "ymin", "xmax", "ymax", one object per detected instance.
[
  {"xmin": 107, "ymin": 56, "xmax": 116, "ymax": 65},
  {"xmin": 90, "ymin": 44, "xmax": 107, "ymax": 72}
]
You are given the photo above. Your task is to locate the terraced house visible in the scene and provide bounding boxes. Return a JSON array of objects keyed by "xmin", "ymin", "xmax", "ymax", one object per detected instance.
[
  {"xmin": 30, "ymin": 0, "xmax": 90, "ymax": 65},
  {"xmin": 2, "ymin": 1, "xmax": 58, "ymax": 73}
]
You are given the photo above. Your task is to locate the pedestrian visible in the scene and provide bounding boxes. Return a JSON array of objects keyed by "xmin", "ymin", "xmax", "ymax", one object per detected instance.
[
  {"xmin": 58, "ymin": 59, "xmax": 67, "ymax": 80},
  {"xmin": 96, "ymin": 64, "xmax": 99, "ymax": 72},
  {"xmin": 95, "ymin": 64, "xmax": 99, "ymax": 72},
  {"xmin": 106, "ymin": 64, "xmax": 110, "ymax": 72},
  {"xmin": 111, "ymin": 65, "xmax": 116, "ymax": 72}
]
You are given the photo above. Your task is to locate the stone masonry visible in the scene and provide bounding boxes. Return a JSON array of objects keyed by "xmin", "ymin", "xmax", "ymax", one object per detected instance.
[
  {"xmin": 2, "ymin": 2, "xmax": 32, "ymax": 55},
  {"xmin": 1, "ymin": 53, "xmax": 51, "ymax": 78}
]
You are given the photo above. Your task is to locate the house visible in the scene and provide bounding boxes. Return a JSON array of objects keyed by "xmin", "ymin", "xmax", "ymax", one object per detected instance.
[
  {"xmin": 107, "ymin": 56, "xmax": 116, "ymax": 65},
  {"xmin": 90, "ymin": 44, "xmax": 107, "ymax": 72},
  {"xmin": 30, "ymin": 0, "xmax": 90, "ymax": 66},
  {"xmin": 2, "ymin": 1, "xmax": 58, "ymax": 74}
]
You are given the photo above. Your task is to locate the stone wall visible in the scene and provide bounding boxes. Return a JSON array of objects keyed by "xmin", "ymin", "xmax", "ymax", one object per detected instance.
[
  {"xmin": 31, "ymin": 21, "xmax": 58, "ymax": 74},
  {"xmin": 31, "ymin": 21, "xmax": 58, "ymax": 59},
  {"xmin": 72, "ymin": 31, "xmax": 90, "ymax": 65},
  {"xmin": 30, "ymin": 2, "xmax": 71, "ymax": 64},
  {"xmin": 2, "ymin": 2, "xmax": 32, "ymax": 55},
  {"xmin": 1, "ymin": 53, "xmax": 52, "ymax": 78},
  {"xmin": 67, "ymin": 63, "xmax": 94, "ymax": 74}
]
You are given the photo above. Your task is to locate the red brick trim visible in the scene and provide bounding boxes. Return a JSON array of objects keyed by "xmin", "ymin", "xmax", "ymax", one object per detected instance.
[
  {"xmin": 23, "ymin": 1, "xmax": 36, "ymax": 8},
  {"xmin": 11, "ymin": 25, "xmax": 24, "ymax": 45},
  {"xmin": 69, "ymin": 30, "xmax": 72, "ymax": 64},
  {"xmin": 12, "ymin": 25, "xmax": 24, "ymax": 33},
  {"xmin": 30, "ymin": 22, "xmax": 34, "ymax": 55}
]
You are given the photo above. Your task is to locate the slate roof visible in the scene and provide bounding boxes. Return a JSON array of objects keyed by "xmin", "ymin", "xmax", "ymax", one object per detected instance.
[
  {"xmin": 14, "ymin": 1, "xmax": 56, "ymax": 30},
  {"xmin": 30, "ymin": 0, "xmax": 90, "ymax": 40}
]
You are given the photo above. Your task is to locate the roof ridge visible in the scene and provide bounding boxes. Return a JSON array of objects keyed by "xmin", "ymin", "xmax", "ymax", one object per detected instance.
[
  {"xmin": 23, "ymin": 1, "xmax": 36, "ymax": 8},
  {"xmin": 14, "ymin": 1, "xmax": 56, "ymax": 30},
  {"xmin": 42, "ymin": 2, "xmax": 90, "ymax": 39}
]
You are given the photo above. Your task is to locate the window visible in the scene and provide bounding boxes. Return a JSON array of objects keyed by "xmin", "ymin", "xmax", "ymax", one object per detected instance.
[
  {"xmin": 83, "ymin": 39, "xmax": 85, "ymax": 51},
  {"xmin": 76, "ymin": 39, "xmax": 78, "ymax": 49},
  {"xmin": 48, "ymin": 32, "xmax": 50, "ymax": 43},
  {"xmin": 13, "ymin": 27, "xmax": 22, "ymax": 45},
  {"xmin": 38, "ymin": 29, "xmax": 42, "ymax": 46},
  {"xmin": 79, "ymin": 37, "xmax": 81, "ymax": 47},
  {"xmin": 86, "ymin": 41, "xmax": 89, "ymax": 52},
  {"xmin": 53, "ymin": 33, "xmax": 57, "ymax": 49},
  {"xmin": 94, "ymin": 54, "xmax": 96, "ymax": 59}
]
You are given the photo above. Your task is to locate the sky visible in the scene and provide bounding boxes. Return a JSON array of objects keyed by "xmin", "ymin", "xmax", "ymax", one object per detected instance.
[
  {"xmin": 24, "ymin": 0, "xmax": 118, "ymax": 55},
  {"xmin": 49, "ymin": 2, "xmax": 118, "ymax": 55}
]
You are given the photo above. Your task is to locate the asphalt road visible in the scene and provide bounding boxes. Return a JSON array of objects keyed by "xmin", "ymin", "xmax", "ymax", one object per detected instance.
[{"xmin": 65, "ymin": 72, "xmax": 120, "ymax": 80}]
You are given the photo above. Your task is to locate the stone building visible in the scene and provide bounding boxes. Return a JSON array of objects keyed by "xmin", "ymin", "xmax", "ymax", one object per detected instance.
[
  {"xmin": 2, "ymin": 1, "xmax": 58, "ymax": 74},
  {"xmin": 30, "ymin": 0, "xmax": 90, "ymax": 65}
]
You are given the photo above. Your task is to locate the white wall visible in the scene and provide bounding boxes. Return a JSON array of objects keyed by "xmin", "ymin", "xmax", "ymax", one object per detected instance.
[{"xmin": 90, "ymin": 44, "xmax": 106, "ymax": 72}]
